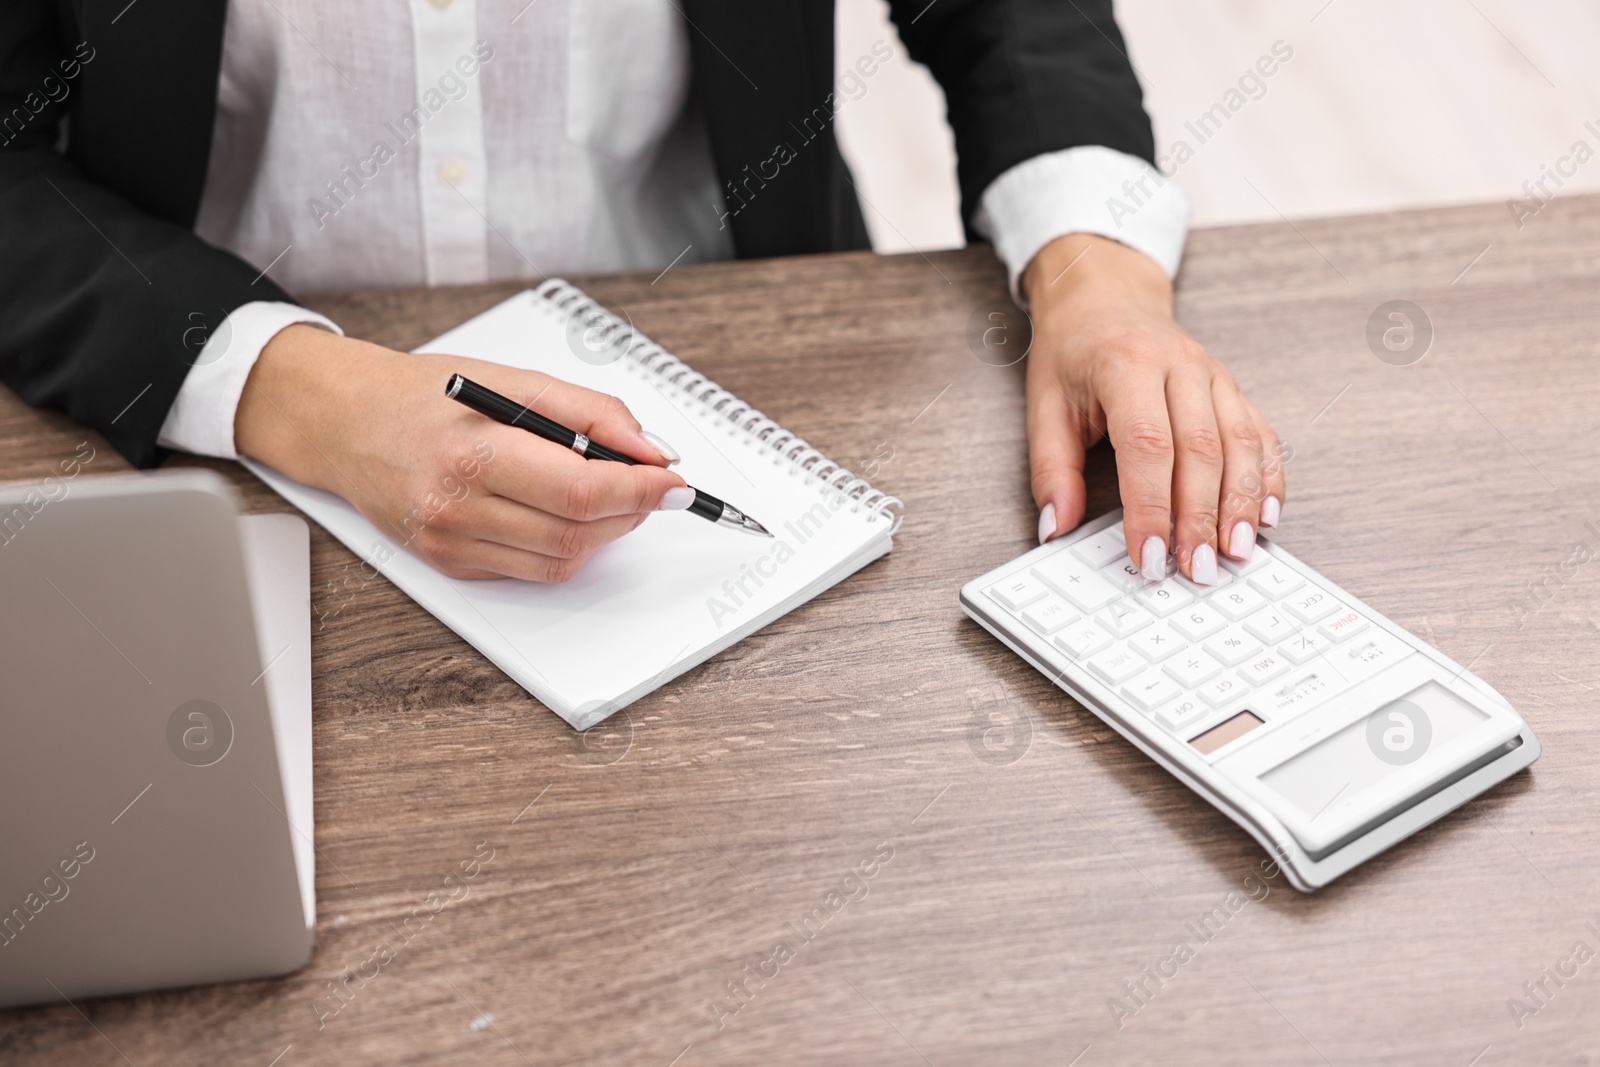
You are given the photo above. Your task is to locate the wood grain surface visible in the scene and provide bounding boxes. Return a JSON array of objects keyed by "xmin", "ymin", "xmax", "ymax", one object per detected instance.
[{"xmin": 3, "ymin": 193, "xmax": 1599, "ymax": 1066}]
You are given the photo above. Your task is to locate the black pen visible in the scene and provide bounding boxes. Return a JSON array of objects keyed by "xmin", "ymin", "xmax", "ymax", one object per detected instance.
[{"xmin": 445, "ymin": 374, "xmax": 772, "ymax": 537}]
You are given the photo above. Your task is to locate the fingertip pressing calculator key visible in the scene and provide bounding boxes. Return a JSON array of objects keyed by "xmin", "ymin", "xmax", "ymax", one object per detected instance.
[{"xmin": 960, "ymin": 508, "xmax": 1539, "ymax": 892}]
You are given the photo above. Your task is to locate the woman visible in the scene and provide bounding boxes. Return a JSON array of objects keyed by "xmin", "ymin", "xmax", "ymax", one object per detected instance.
[{"xmin": 0, "ymin": 0, "xmax": 1282, "ymax": 584}]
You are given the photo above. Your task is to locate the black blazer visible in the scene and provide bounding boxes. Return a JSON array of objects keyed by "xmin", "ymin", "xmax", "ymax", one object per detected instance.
[{"xmin": 0, "ymin": 0, "xmax": 1153, "ymax": 467}]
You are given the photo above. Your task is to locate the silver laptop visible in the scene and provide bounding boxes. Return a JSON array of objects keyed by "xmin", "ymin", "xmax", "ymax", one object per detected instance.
[{"xmin": 0, "ymin": 469, "xmax": 315, "ymax": 1007}]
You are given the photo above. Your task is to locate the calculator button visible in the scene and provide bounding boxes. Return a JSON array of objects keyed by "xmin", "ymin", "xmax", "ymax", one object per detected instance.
[
  {"xmin": 1033, "ymin": 554, "xmax": 1122, "ymax": 613},
  {"xmin": 1072, "ymin": 522, "xmax": 1127, "ymax": 568},
  {"xmin": 1055, "ymin": 620, "xmax": 1113, "ymax": 659},
  {"xmin": 1237, "ymin": 651, "xmax": 1291, "ymax": 686},
  {"xmin": 1203, "ymin": 626, "xmax": 1262, "ymax": 666},
  {"xmin": 1243, "ymin": 609, "xmax": 1297, "ymax": 646},
  {"xmin": 1097, "ymin": 600, "xmax": 1154, "ymax": 637},
  {"xmin": 1157, "ymin": 696, "xmax": 1209, "ymax": 731},
  {"xmin": 1198, "ymin": 674, "xmax": 1247, "ymax": 708},
  {"xmin": 1284, "ymin": 585, "xmax": 1339, "ymax": 624},
  {"xmin": 1277, "ymin": 630, "xmax": 1332, "ymax": 665},
  {"xmin": 1129, "ymin": 623, "xmax": 1185, "ymax": 663},
  {"xmin": 1122, "ymin": 670, "xmax": 1182, "ymax": 711},
  {"xmin": 1247, "ymin": 564, "xmax": 1306, "ymax": 600},
  {"xmin": 1135, "ymin": 581, "xmax": 1194, "ymax": 617},
  {"xmin": 1212, "ymin": 585, "xmax": 1268, "ymax": 621},
  {"xmin": 1088, "ymin": 646, "xmax": 1146, "ymax": 685},
  {"xmin": 1317, "ymin": 607, "xmax": 1369, "ymax": 643},
  {"xmin": 1020, "ymin": 595, "xmax": 1079, "ymax": 635},
  {"xmin": 1164, "ymin": 650, "xmax": 1223, "ymax": 688},
  {"xmin": 1221, "ymin": 548, "xmax": 1270, "ymax": 576},
  {"xmin": 989, "ymin": 573, "xmax": 1048, "ymax": 611},
  {"xmin": 1102, "ymin": 556, "xmax": 1147, "ymax": 590},
  {"xmin": 1171, "ymin": 602, "xmax": 1228, "ymax": 641}
]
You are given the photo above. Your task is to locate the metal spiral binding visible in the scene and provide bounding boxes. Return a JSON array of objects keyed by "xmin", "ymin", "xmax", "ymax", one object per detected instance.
[{"xmin": 536, "ymin": 279, "xmax": 905, "ymax": 532}]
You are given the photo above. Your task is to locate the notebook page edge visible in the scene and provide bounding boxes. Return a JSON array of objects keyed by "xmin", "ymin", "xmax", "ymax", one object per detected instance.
[{"xmin": 238, "ymin": 457, "xmax": 580, "ymax": 722}]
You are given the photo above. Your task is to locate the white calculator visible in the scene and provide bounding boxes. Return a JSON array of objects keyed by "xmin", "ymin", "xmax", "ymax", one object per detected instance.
[{"xmin": 960, "ymin": 509, "xmax": 1539, "ymax": 891}]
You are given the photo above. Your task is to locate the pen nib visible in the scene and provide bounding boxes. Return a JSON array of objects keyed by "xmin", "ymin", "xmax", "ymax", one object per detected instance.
[{"xmin": 714, "ymin": 500, "xmax": 775, "ymax": 537}]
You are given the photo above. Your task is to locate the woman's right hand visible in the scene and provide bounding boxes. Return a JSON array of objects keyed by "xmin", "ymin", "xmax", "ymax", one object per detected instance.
[{"xmin": 234, "ymin": 325, "xmax": 690, "ymax": 582}]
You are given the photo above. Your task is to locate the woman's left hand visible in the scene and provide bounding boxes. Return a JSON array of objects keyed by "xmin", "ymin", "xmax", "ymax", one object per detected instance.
[{"xmin": 1023, "ymin": 233, "xmax": 1286, "ymax": 587}]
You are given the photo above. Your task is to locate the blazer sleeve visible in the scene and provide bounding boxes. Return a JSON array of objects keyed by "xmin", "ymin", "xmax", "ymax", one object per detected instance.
[
  {"xmin": 882, "ymin": 0, "xmax": 1156, "ymax": 237},
  {"xmin": 0, "ymin": 2, "xmax": 295, "ymax": 469}
]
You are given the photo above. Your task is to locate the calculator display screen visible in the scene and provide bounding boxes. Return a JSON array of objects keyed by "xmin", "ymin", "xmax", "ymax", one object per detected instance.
[{"xmin": 1260, "ymin": 681, "xmax": 1489, "ymax": 820}]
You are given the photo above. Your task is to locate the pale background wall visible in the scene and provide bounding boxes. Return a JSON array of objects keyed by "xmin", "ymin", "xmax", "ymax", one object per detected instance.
[{"xmin": 834, "ymin": 0, "xmax": 1600, "ymax": 253}]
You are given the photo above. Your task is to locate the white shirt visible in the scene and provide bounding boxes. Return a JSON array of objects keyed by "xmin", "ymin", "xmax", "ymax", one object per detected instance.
[{"xmin": 159, "ymin": 0, "xmax": 1189, "ymax": 458}]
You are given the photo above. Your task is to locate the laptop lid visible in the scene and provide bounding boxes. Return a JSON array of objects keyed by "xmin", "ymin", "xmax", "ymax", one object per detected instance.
[{"xmin": 0, "ymin": 469, "xmax": 311, "ymax": 1006}]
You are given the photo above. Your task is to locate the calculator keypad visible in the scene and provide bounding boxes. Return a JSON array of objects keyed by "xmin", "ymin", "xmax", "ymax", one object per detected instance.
[{"xmin": 985, "ymin": 532, "xmax": 1403, "ymax": 750}]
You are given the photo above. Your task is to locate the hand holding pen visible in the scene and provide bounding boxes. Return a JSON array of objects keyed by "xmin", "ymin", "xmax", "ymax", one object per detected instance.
[
  {"xmin": 238, "ymin": 334, "xmax": 729, "ymax": 581},
  {"xmin": 447, "ymin": 374, "xmax": 771, "ymax": 537}
]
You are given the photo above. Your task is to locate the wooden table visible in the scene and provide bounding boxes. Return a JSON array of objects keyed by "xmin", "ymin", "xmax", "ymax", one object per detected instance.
[{"xmin": 4, "ymin": 193, "xmax": 1599, "ymax": 1066}]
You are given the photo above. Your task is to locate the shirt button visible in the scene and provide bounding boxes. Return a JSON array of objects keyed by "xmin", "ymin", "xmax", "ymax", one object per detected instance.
[
  {"xmin": 438, "ymin": 159, "xmax": 467, "ymax": 187},
  {"xmin": 429, "ymin": 0, "xmax": 453, "ymax": 9}
]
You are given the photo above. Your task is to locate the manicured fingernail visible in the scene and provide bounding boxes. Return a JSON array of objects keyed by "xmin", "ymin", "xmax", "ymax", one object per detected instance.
[
  {"xmin": 1037, "ymin": 502, "xmax": 1057, "ymax": 545},
  {"xmin": 1228, "ymin": 521, "xmax": 1255, "ymax": 561},
  {"xmin": 1140, "ymin": 535, "xmax": 1167, "ymax": 581},
  {"xmin": 641, "ymin": 430, "xmax": 680, "ymax": 464},
  {"xmin": 659, "ymin": 486, "xmax": 695, "ymax": 511},
  {"xmin": 1260, "ymin": 495, "xmax": 1281, "ymax": 528},
  {"xmin": 1191, "ymin": 543, "xmax": 1218, "ymax": 586}
]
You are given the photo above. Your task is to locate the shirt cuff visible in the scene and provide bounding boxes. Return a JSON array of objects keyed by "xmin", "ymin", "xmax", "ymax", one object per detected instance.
[
  {"xmin": 973, "ymin": 145, "xmax": 1191, "ymax": 305},
  {"xmin": 156, "ymin": 301, "xmax": 342, "ymax": 460}
]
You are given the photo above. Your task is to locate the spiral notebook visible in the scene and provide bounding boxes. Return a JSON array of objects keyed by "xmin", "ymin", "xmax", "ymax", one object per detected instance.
[{"xmin": 245, "ymin": 281, "xmax": 902, "ymax": 729}]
